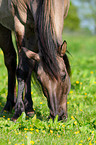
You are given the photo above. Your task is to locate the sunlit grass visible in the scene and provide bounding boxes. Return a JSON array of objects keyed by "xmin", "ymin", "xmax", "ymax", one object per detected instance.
[{"xmin": 0, "ymin": 33, "xmax": 96, "ymax": 145}]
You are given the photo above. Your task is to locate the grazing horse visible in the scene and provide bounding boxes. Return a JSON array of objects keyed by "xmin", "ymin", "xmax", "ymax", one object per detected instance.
[{"xmin": 0, "ymin": 0, "xmax": 70, "ymax": 121}]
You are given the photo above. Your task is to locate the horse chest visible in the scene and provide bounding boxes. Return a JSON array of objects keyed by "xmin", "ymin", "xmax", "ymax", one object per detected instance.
[{"xmin": 0, "ymin": 0, "xmax": 14, "ymax": 30}]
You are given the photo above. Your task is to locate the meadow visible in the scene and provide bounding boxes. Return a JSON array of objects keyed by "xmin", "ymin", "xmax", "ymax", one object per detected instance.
[{"xmin": 0, "ymin": 33, "xmax": 96, "ymax": 145}]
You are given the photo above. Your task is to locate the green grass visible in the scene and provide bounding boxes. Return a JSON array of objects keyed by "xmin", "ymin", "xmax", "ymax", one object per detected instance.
[{"xmin": 0, "ymin": 33, "xmax": 96, "ymax": 145}]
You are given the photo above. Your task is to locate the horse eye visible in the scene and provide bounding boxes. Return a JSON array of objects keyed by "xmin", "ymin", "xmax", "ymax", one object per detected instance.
[{"xmin": 61, "ymin": 73, "xmax": 66, "ymax": 81}]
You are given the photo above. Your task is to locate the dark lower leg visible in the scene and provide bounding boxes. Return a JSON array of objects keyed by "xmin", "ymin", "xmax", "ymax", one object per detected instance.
[{"xmin": 24, "ymin": 75, "xmax": 34, "ymax": 116}]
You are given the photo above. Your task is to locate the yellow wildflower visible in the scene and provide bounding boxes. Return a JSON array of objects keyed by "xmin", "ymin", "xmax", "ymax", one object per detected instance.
[
  {"xmin": 31, "ymin": 92, "xmax": 33, "ymax": 95},
  {"xmin": 75, "ymin": 131, "xmax": 80, "ymax": 134},
  {"xmin": 40, "ymin": 102, "xmax": 43, "ymax": 104},
  {"xmin": 92, "ymin": 131, "xmax": 94, "ymax": 134},
  {"xmin": 58, "ymin": 135, "xmax": 61, "ymax": 138},
  {"xmin": 89, "ymin": 141, "xmax": 92, "ymax": 145},
  {"xmin": 7, "ymin": 118, "xmax": 10, "ymax": 121},
  {"xmin": 85, "ymin": 93, "xmax": 87, "ymax": 95},
  {"xmin": 76, "ymin": 81, "xmax": 79, "ymax": 84},
  {"xmin": 42, "ymin": 130, "xmax": 45, "ymax": 133},
  {"xmin": 90, "ymin": 71, "xmax": 93, "ymax": 74},
  {"xmin": 62, "ymin": 124, "xmax": 65, "ymax": 127},
  {"xmin": 71, "ymin": 116, "xmax": 75, "ymax": 120},
  {"xmin": 80, "ymin": 140, "xmax": 83, "ymax": 143},
  {"xmin": 36, "ymin": 129, "xmax": 39, "ymax": 133},
  {"xmin": 67, "ymin": 102, "xmax": 69, "ymax": 104},
  {"xmin": 24, "ymin": 128, "xmax": 28, "ymax": 131},
  {"xmin": 70, "ymin": 91, "xmax": 73, "ymax": 94},
  {"xmin": 74, "ymin": 121, "xmax": 77, "ymax": 125},
  {"xmin": 30, "ymin": 141, "xmax": 35, "ymax": 144},
  {"xmin": 30, "ymin": 128, "xmax": 34, "ymax": 131},
  {"xmin": 50, "ymin": 130, "xmax": 53, "ymax": 134},
  {"xmin": 88, "ymin": 137, "xmax": 91, "ymax": 141}
]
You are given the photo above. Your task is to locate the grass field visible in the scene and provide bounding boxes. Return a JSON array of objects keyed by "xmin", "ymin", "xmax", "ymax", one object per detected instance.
[{"xmin": 0, "ymin": 33, "xmax": 96, "ymax": 145}]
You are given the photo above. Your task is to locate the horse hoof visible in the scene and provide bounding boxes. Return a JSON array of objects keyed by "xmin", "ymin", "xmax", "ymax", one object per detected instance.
[
  {"xmin": 11, "ymin": 112, "xmax": 21, "ymax": 122},
  {"xmin": 2, "ymin": 101, "xmax": 15, "ymax": 113},
  {"xmin": 26, "ymin": 110, "xmax": 35, "ymax": 117}
]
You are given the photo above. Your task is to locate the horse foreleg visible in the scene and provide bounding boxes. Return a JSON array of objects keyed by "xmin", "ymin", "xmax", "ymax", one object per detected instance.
[
  {"xmin": 0, "ymin": 24, "xmax": 16, "ymax": 112},
  {"xmin": 24, "ymin": 72, "xmax": 34, "ymax": 117},
  {"xmin": 11, "ymin": 51, "xmax": 26, "ymax": 121},
  {"xmin": 3, "ymin": 51, "xmax": 16, "ymax": 112}
]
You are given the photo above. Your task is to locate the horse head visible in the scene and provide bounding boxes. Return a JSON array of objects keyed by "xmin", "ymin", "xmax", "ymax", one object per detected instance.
[{"xmin": 23, "ymin": 40, "xmax": 71, "ymax": 121}]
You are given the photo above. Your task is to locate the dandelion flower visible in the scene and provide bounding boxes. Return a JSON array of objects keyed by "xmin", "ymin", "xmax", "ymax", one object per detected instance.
[
  {"xmin": 50, "ymin": 130, "xmax": 53, "ymax": 134},
  {"xmin": 74, "ymin": 121, "xmax": 77, "ymax": 125},
  {"xmin": 42, "ymin": 130, "xmax": 45, "ymax": 133},
  {"xmin": 36, "ymin": 129, "xmax": 39, "ymax": 133},
  {"xmin": 62, "ymin": 124, "xmax": 65, "ymax": 127},
  {"xmin": 76, "ymin": 81, "xmax": 79, "ymax": 84},
  {"xmin": 70, "ymin": 91, "xmax": 73, "ymax": 94},
  {"xmin": 30, "ymin": 132, "xmax": 33, "ymax": 134},
  {"xmin": 30, "ymin": 141, "xmax": 35, "ymax": 144},
  {"xmin": 24, "ymin": 128, "xmax": 28, "ymax": 131},
  {"xmin": 58, "ymin": 135, "xmax": 61, "ymax": 138},
  {"xmin": 67, "ymin": 102, "xmax": 69, "ymax": 104},
  {"xmin": 88, "ymin": 137, "xmax": 91, "ymax": 141},
  {"xmin": 40, "ymin": 102, "xmax": 43, "ymax": 104},
  {"xmin": 80, "ymin": 109, "xmax": 83, "ymax": 112},
  {"xmin": 80, "ymin": 140, "xmax": 83, "ymax": 143},
  {"xmin": 30, "ymin": 128, "xmax": 34, "ymax": 131},
  {"xmin": 74, "ymin": 131, "xmax": 80, "ymax": 134},
  {"xmin": 7, "ymin": 118, "xmax": 10, "ymax": 121},
  {"xmin": 92, "ymin": 131, "xmax": 94, "ymax": 134},
  {"xmin": 89, "ymin": 141, "xmax": 92, "ymax": 145},
  {"xmin": 71, "ymin": 116, "xmax": 75, "ymax": 120},
  {"xmin": 90, "ymin": 71, "xmax": 93, "ymax": 74}
]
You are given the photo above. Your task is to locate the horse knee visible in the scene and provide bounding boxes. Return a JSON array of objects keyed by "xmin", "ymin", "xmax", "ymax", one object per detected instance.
[{"xmin": 16, "ymin": 67, "xmax": 29, "ymax": 82}]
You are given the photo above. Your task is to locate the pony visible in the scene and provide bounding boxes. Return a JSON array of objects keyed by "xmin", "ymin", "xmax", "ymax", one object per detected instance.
[{"xmin": 0, "ymin": 0, "xmax": 70, "ymax": 121}]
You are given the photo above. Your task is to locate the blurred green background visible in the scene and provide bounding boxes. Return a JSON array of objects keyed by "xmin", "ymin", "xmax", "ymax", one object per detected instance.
[{"xmin": 64, "ymin": 0, "xmax": 96, "ymax": 35}]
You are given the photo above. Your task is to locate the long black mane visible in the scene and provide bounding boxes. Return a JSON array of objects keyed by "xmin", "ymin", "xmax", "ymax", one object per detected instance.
[{"xmin": 36, "ymin": 0, "xmax": 60, "ymax": 80}]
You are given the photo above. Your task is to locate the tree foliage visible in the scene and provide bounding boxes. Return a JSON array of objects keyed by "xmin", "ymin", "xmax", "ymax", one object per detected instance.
[{"xmin": 64, "ymin": 2, "xmax": 80, "ymax": 31}]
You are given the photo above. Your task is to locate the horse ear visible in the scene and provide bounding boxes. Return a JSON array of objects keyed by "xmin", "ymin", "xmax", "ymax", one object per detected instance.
[
  {"xmin": 22, "ymin": 47, "xmax": 40, "ymax": 62},
  {"xmin": 59, "ymin": 40, "xmax": 67, "ymax": 57}
]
